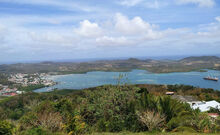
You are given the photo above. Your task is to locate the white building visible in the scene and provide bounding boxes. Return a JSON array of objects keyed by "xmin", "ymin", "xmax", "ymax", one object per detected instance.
[
  {"xmin": 188, "ymin": 100, "xmax": 220, "ymax": 112},
  {"xmin": 16, "ymin": 91, "xmax": 24, "ymax": 94}
]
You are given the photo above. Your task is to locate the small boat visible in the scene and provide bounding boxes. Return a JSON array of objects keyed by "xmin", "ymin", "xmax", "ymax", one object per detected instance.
[{"xmin": 203, "ymin": 76, "xmax": 219, "ymax": 81}]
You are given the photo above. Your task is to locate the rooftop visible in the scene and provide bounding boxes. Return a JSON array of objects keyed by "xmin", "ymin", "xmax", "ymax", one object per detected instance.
[{"xmin": 190, "ymin": 100, "xmax": 220, "ymax": 112}]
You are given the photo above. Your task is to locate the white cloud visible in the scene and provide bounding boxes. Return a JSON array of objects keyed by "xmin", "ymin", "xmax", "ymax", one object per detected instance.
[
  {"xmin": 0, "ymin": 24, "xmax": 6, "ymax": 36},
  {"xmin": 119, "ymin": 0, "xmax": 143, "ymax": 7},
  {"xmin": 74, "ymin": 20, "xmax": 102, "ymax": 38},
  {"xmin": 1, "ymin": 13, "xmax": 219, "ymax": 50},
  {"xmin": 1, "ymin": 12, "xmax": 220, "ymax": 60},
  {"xmin": 114, "ymin": 13, "xmax": 160, "ymax": 39},
  {"xmin": 29, "ymin": 31, "xmax": 77, "ymax": 47},
  {"xmin": 144, "ymin": 0, "xmax": 160, "ymax": 9},
  {"xmin": 216, "ymin": 16, "xmax": 220, "ymax": 22},
  {"xmin": 0, "ymin": 24, "xmax": 8, "ymax": 43},
  {"xmin": 176, "ymin": 0, "xmax": 215, "ymax": 7},
  {"xmin": 118, "ymin": 0, "xmax": 166, "ymax": 9},
  {"xmin": 96, "ymin": 36, "xmax": 133, "ymax": 46}
]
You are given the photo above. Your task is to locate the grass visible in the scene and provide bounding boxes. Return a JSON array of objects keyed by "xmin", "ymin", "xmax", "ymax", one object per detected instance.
[{"xmin": 89, "ymin": 132, "xmax": 219, "ymax": 135}]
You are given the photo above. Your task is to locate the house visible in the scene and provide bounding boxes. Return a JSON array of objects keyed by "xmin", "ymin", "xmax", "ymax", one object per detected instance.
[
  {"xmin": 16, "ymin": 91, "xmax": 24, "ymax": 94},
  {"xmin": 189, "ymin": 100, "xmax": 220, "ymax": 112},
  {"xmin": 166, "ymin": 92, "xmax": 174, "ymax": 95},
  {"xmin": 3, "ymin": 92, "xmax": 17, "ymax": 96},
  {"xmin": 208, "ymin": 113, "xmax": 219, "ymax": 118}
]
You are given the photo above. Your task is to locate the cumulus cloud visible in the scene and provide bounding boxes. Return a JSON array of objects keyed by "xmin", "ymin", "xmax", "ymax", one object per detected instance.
[
  {"xmin": 96, "ymin": 36, "xmax": 133, "ymax": 46},
  {"xmin": 74, "ymin": 20, "xmax": 102, "ymax": 38},
  {"xmin": 176, "ymin": 0, "xmax": 215, "ymax": 7},
  {"xmin": 216, "ymin": 16, "xmax": 220, "ymax": 22},
  {"xmin": 1, "ymin": 13, "xmax": 219, "ymax": 50},
  {"xmin": 114, "ymin": 13, "xmax": 159, "ymax": 38},
  {"xmin": 1, "ymin": 12, "xmax": 220, "ymax": 61}
]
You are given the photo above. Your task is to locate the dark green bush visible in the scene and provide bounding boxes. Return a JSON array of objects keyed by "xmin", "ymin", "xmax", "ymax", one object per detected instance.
[
  {"xmin": 0, "ymin": 120, "xmax": 15, "ymax": 135},
  {"xmin": 19, "ymin": 127, "xmax": 50, "ymax": 135}
]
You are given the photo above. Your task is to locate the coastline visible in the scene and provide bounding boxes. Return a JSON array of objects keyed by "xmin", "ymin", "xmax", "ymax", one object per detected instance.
[
  {"xmin": 55, "ymin": 68, "xmax": 210, "ymax": 75},
  {"xmin": 34, "ymin": 69, "xmax": 220, "ymax": 93}
]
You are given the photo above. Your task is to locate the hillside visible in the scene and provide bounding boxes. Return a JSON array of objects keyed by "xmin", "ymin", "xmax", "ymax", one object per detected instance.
[
  {"xmin": 1, "ymin": 56, "xmax": 220, "ymax": 74},
  {"xmin": 179, "ymin": 56, "xmax": 220, "ymax": 62},
  {"xmin": 0, "ymin": 84, "xmax": 220, "ymax": 134}
]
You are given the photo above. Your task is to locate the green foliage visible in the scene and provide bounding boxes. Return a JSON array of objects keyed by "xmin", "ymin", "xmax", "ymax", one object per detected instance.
[
  {"xmin": 64, "ymin": 112, "xmax": 87, "ymax": 135},
  {"xmin": 19, "ymin": 127, "xmax": 49, "ymax": 135},
  {"xmin": 79, "ymin": 85, "xmax": 141, "ymax": 132},
  {"xmin": 19, "ymin": 112, "xmax": 38, "ymax": 129},
  {"xmin": 0, "ymin": 84, "xmax": 220, "ymax": 134},
  {"xmin": 0, "ymin": 120, "xmax": 15, "ymax": 135},
  {"xmin": 19, "ymin": 101, "xmax": 64, "ymax": 132},
  {"xmin": 17, "ymin": 84, "xmax": 46, "ymax": 92},
  {"xmin": 173, "ymin": 126, "xmax": 197, "ymax": 132}
]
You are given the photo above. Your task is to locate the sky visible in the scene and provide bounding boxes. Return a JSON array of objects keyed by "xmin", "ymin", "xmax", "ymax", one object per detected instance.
[{"xmin": 0, "ymin": 0, "xmax": 220, "ymax": 63}]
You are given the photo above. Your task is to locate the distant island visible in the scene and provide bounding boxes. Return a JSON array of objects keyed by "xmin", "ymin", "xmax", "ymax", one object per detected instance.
[{"xmin": 1, "ymin": 56, "xmax": 220, "ymax": 74}]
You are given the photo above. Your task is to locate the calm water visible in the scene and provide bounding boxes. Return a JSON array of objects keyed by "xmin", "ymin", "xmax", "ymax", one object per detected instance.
[{"xmin": 35, "ymin": 69, "xmax": 220, "ymax": 92}]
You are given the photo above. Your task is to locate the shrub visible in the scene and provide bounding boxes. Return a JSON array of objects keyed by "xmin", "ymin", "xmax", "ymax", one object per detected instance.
[
  {"xmin": 96, "ymin": 118, "xmax": 108, "ymax": 132},
  {"xmin": 0, "ymin": 120, "xmax": 15, "ymax": 135},
  {"xmin": 137, "ymin": 110, "xmax": 166, "ymax": 132},
  {"xmin": 19, "ymin": 101, "xmax": 64, "ymax": 132},
  {"xmin": 19, "ymin": 127, "xmax": 49, "ymax": 135},
  {"xmin": 64, "ymin": 113, "xmax": 87, "ymax": 135},
  {"xmin": 107, "ymin": 116, "xmax": 124, "ymax": 132}
]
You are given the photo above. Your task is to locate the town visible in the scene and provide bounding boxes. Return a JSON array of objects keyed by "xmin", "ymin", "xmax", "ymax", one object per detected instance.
[{"xmin": 0, "ymin": 73, "xmax": 56, "ymax": 96}]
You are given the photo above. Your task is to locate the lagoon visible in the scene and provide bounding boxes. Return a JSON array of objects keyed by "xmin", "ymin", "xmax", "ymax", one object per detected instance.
[{"xmin": 35, "ymin": 69, "xmax": 220, "ymax": 92}]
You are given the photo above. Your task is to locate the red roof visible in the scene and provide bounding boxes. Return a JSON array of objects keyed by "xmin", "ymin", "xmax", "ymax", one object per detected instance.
[
  {"xmin": 3, "ymin": 92, "xmax": 17, "ymax": 96},
  {"xmin": 208, "ymin": 113, "xmax": 219, "ymax": 117}
]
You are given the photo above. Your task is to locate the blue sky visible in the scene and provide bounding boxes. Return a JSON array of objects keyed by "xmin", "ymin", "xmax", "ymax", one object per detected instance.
[{"xmin": 0, "ymin": 0, "xmax": 220, "ymax": 63}]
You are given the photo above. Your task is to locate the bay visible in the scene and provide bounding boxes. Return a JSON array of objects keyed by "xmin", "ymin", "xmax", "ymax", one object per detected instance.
[{"xmin": 34, "ymin": 69, "xmax": 220, "ymax": 92}]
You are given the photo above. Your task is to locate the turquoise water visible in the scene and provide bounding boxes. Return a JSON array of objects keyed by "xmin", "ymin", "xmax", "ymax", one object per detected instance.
[{"xmin": 35, "ymin": 69, "xmax": 220, "ymax": 92}]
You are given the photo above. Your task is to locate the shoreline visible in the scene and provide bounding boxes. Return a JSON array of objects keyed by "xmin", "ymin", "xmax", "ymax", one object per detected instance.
[
  {"xmin": 34, "ymin": 69, "xmax": 220, "ymax": 93},
  {"xmin": 54, "ymin": 68, "xmax": 210, "ymax": 76}
]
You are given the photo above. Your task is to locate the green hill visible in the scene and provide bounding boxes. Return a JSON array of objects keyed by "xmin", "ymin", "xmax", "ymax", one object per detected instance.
[{"xmin": 179, "ymin": 56, "xmax": 220, "ymax": 62}]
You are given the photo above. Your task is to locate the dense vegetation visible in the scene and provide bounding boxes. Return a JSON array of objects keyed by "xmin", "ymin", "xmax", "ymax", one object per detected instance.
[
  {"xmin": 16, "ymin": 84, "xmax": 46, "ymax": 92},
  {"xmin": 0, "ymin": 84, "xmax": 220, "ymax": 135},
  {"xmin": 1, "ymin": 56, "xmax": 220, "ymax": 74}
]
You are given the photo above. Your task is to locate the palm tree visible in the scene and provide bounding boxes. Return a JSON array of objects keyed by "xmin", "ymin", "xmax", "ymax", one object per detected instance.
[{"xmin": 158, "ymin": 96, "xmax": 189, "ymax": 122}]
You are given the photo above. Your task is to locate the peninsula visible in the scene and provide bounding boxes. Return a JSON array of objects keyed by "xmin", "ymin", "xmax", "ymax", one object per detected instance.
[{"xmin": 1, "ymin": 56, "xmax": 220, "ymax": 75}]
